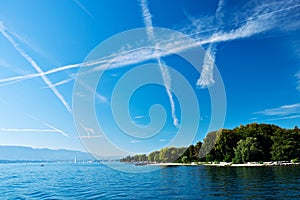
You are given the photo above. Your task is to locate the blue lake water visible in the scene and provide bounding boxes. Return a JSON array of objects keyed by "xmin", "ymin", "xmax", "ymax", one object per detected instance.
[{"xmin": 0, "ymin": 162, "xmax": 300, "ymax": 199}]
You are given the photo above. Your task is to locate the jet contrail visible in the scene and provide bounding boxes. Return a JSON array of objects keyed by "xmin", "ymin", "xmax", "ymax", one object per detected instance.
[
  {"xmin": 43, "ymin": 123, "xmax": 69, "ymax": 137},
  {"xmin": 47, "ymin": 77, "xmax": 75, "ymax": 88},
  {"xmin": 140, "ymin": 0, "xmax": 179, "ymax": 127},
  {"xmin": 0, "ymin": 22, "xmax": 72, "ymax": 112},
  {"xmin": 0, "ymin": 128, "xmax": 58, "ymax": 132},
  {"xmin": 0, "ymin": 127, "xmax": 68, "ymax": 138},
  {"xmin": 197, "ymin": 45, "xmax": 216, "ymax": 88},
  {"xmin": 0, "ymin": 110, "xmax": 69, "ymax": 137},
  {"xmin": 73, "ymin": 0, "xmax": 93, "ymax": 18},
  {"xmin": 0, "ymin": 51, "xmax": 118, "ymax": 84},
  {"xmin": 0, "ymin": 2, "xmax": 299, "ymax": 88},
  {"xmin": 140, "ymin": 0, "xmax": 154, "ymax": 41},
  {"xmin": 197, "ymin": 0, "xmax": 225, "ymax": 88},
  {"xmin": 0, "ymin": 14, "xmax": 294, "ymax": 87},
  {"xmin": 157, "ymin": 58, "xmax": 179, "ymax": 126},
  {"xmin": 216, "ymin": 0, "xmax": 225, "ymax": 26},
  {"xmin": 26, "ymin": 114, "xmax": 70, "ymax": 137}
]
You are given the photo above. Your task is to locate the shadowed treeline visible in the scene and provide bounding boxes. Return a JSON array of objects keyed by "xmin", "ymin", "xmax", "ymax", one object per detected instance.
[{"xmin": 121, "ymin": 123, "xmax": 300, "ymax": 164}]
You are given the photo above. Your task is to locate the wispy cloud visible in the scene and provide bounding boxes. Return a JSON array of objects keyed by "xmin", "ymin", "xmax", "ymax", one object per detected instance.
[
  {"xmin": 26, "ymin": 114, "xmax": 70, "ymax": 137},
  {"xmin": 296, "ymin": 71, "xmax": 300, "ymax": 92},
  {"xmin": 0, "ymin": 58, "xmax": 30, "ymax": 76},
  {"xmin": 0, "ymin": 1, "xmax": 299, "ymax": 92},
  {"xmin": 134, "ymin": 115, "xmax": 145, "ymax": 119},
  {"xmin": 50, "ymin": 77, "xmax": 75, "ymax": 88},
  {"xmin": 139, "ymin": 0, "xmax": 179, "ymax": 127},
  {"xmin": 197, "ymin": 44, "xmax": 216, "ymax": 88},
  {"xmin": 43, "ymin": 123, "xmax": 69, "ymax": 137},
  {"xmin": 0, "ymin": 22, "xmax": 72, "ymax": 112},
  {"xmin": 78, "ymin": 135, "xmax": 103, "ymax": 139},
  {"xmin": 0, "ymin": 122, "xmax": 69, "ymax": 137},
  {"xmin": 73, "ymin": 0, "xmax": 93, "ymax": 18},
  {"xmin": 266, "ymin": 115, "xmax": 300, "ymax": 121},
  {"xmin": 75, "ymin": 77, "xmax": 107, "ymax": 103},
  {"xmin": 216, "ymin": 0, "xmax": 226, "ymax": 25},
  {"xmin": 195, "ymin": 0, "xmax": 300, "ymax": 87},
  {"xmin": 157, "ymin": 58, "xmax": 179, "ymax": 127},
  {"xmin": 140, "ymin": 0, "xmax": 154, "ymax": 40},
  {"xmin": 196, "ymin": 0, "xmax": 225, "ymax": 88},
  {"xmin": 255, "ymin": 103, "xmax": 300, "ymax": 117},
  {"xmin": 130, "ymin": 140, "xmax": 141, "ymax": 143},
  {"xmin": 11, "ymin": 31, "xmax": 60, "ymax": 66},
  {"xmin": 0, "ymin": 128, "xmax": 59, "ymax": 132}
]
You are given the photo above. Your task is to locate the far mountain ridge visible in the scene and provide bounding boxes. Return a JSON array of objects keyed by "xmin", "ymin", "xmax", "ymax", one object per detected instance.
[{"xmin": 0, "ymin": 146, "xmax": 94, "ymax": 161}]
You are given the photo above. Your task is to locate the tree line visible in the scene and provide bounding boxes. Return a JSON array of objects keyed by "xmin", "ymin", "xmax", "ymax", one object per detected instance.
[
  {"xmin": 120, "ymin": 142, "xmax": 202, "ymax": 163},
  {"xmin": 121, "ymin": 123, "xmax": 300, "ymax": 164},
  {"xmin": 204, "ymin": 123, "xmax": 300, "ymax": 163}
]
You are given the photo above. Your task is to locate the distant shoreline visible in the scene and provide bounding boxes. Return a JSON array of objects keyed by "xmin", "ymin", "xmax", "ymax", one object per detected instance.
[{"xmin": 147, "ymin": 161, "xmax": 300, "ymax": 167}]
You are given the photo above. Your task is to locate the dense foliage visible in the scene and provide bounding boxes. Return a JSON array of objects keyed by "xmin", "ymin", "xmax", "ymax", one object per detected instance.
[
  {"xmin": 205, "ymin": 123, "xmax": 300, "ymax": 163},
  {"xmin": 120, "ymin": 142, "xmax": 202, "ymax": 163},
  {"xmin": 121, "ymin": 123, "xmax": 300, "ymax": 164}
]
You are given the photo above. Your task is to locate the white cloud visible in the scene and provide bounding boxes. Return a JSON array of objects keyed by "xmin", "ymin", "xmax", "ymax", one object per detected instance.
[
  {"xmin": 216, "ymin": 0, "xmax": 226, "ymax": 24},
  {"xmin": 255, "ymin": 103, "xmax": 300, "ymax": 116},
  {"xmin": 140, "ymin": 0, "xmax": 154, "ymax": 40},
  {"xmin": 78, "ymin": 135, "xmax": 103, "ymax": 139},
  {"xmin": 266, "ymin": 115, "xmax": 300, "ymax": 121},
  {"xmin": 2, "ymin": 0, "xmax": 300, "ymax": 88},
  {"xmin": 134, "ymin": 115, "xmax": 144, "ymax": 119},
  {"xmin": 130, "ymin": 140, "xmax": 141, "ymax": 143},
  {"xmin": 197, "ymin": 44, "xmax": 216, "ymax": 88},
  {"xmin": 46, "ymin": 77, "xmax": 75, "ymax": 88},
  {"xmin": 196, "ymin": 0, "xmax": 226, "ymax": 89},
  {"xmin": 0, "ymin": 1, "xmax": 299, "ymax": 96}
]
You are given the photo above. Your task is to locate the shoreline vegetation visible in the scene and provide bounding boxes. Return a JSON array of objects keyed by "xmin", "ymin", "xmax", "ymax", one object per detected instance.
[
  {"xmin": 121, "ymin": 123, "xmax": 300, "ymax": 167},
  {"xmin": 148, "ymin": 161, "xmax": 300, "ymax": 167}
]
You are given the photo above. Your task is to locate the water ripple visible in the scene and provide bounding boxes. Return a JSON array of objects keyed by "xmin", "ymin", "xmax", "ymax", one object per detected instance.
[{"xmin": 0, "ymin": 163, "xmax": 300, "ymax": 199}]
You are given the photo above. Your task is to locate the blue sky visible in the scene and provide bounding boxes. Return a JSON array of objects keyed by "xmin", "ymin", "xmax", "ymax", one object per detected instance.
[{"xmin": 0, "ymin": 0, "xmax": 300, "ymax": 156}]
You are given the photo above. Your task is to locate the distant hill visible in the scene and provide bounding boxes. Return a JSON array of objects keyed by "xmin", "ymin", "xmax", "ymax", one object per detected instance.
[{"xmin": 0, "ymin": 146, "xmax": 94, "ymax": 161}]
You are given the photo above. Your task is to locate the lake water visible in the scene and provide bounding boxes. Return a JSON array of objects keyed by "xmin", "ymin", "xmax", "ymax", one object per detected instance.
[{"xmin": 0, "ymin": 162, "xmax": 300, "ymax": 199}]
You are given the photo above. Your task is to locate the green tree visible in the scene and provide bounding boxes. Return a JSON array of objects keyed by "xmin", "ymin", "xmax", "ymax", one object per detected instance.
[
  {"xmin": 148, "ymin": 151, "xmax": 159, "ymax": 162},
  {"xmin": 213, "ymin": 129, "xmax": 241, "ymax": 162},
  {"xmin": 271, "ymin": 129, "xmax": 300, "ymax": 161},
  {"xmin": 123, "ymin": 123, "xmax": 300, "ymax": 164},
  {"xmin": 233, "ymin": 137, "xmax": 264, "ymax": 163},
  {"xmin": 181, "ymin": 156, "xmax": 189, "ymax": 163},
  {"xmin": 159, "ymin": 147, "xmax": 186, "ymax": 163},
  {"xmin": 154, "ymin": 153, "xmax": 160, "ymax": 163},
  {"xmin": 139, "ymin": 154, "xmax": 147, "ymax": 162}
]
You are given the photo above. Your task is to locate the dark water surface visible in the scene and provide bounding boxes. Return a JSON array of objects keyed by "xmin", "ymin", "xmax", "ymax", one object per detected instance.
[{"xmin": 0, "ymin": 162, "xmax": 299, "ymax": 199}]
